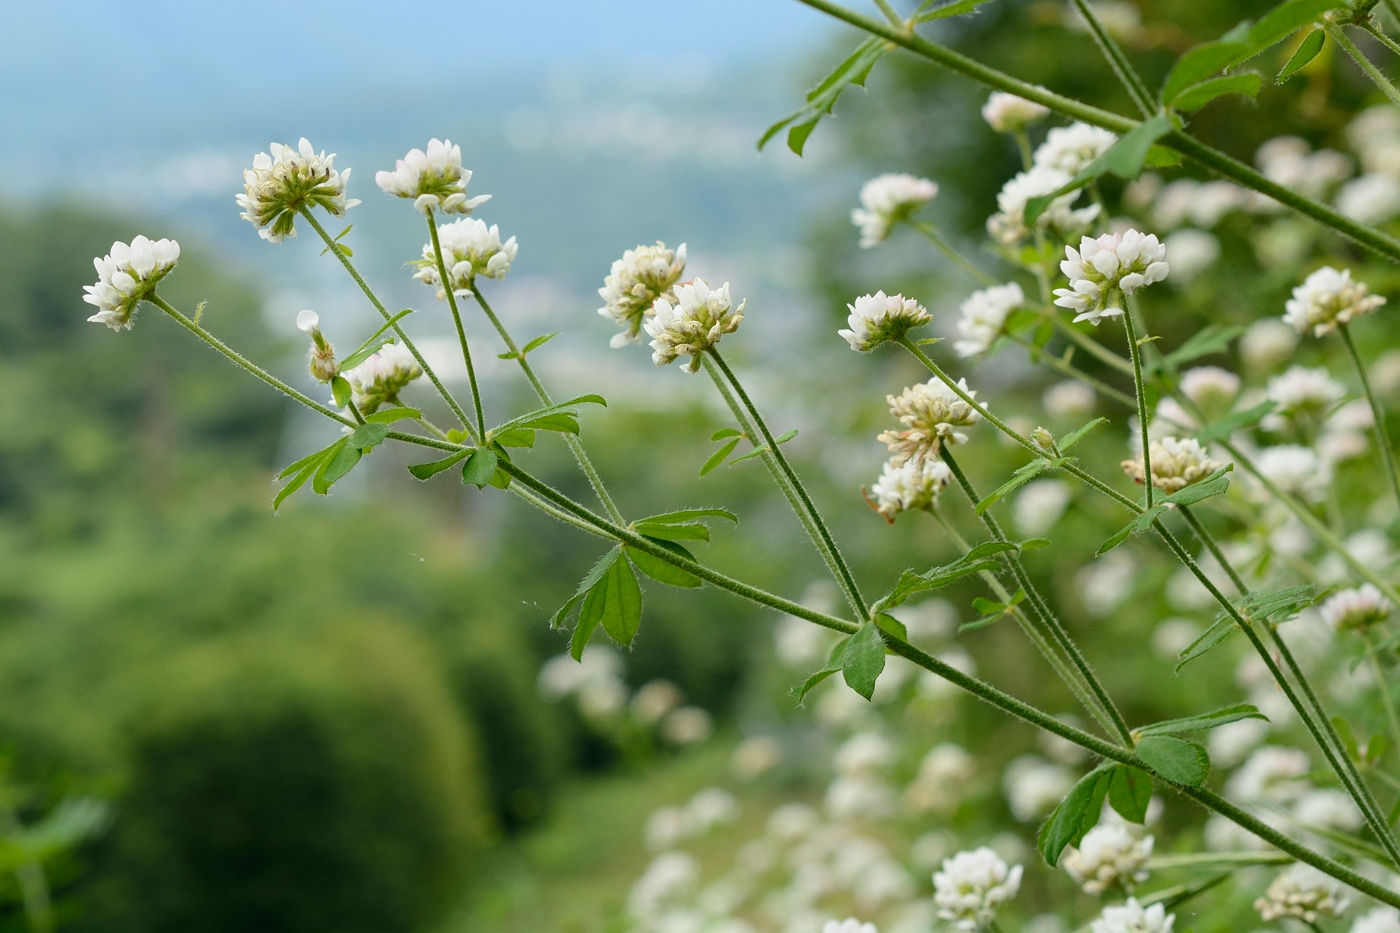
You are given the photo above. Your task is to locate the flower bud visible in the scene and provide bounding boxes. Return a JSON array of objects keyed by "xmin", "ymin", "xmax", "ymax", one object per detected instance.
[
  {"xmin": 1031, "ymin": 426, "xmax": 1056, "ymax": 451},
  {"xmin": 297, "ymin": 310, "xmax": 338, "ymax": 382}
]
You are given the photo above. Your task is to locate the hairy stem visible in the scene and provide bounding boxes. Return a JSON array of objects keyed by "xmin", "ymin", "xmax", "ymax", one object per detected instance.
[
  {"xmin": 1363, "ymin": 20, "xmax": 1400, "ymax": 58},
  {"xmin": 1121, "ymin": 306, "xmax": 1155, "ymax": 508},
  {"xmin": 1330, "ymin": 23, "xmax": 1400, "ymax": 108},
  {"xmin": 427, "ymin": 214, "xmax": 486, "ymax": 438},
  {"xmin": 1367, "ymin": 632, "xmax": 1400, "ymax": 763},
  {"xmin": 1009, "ymin": 332, "xmax": 1137, "ymax": 408},
  {"xmin": 911, "ymin": 221, "xmax": 999, "ymax": 286},
  {"xmin": 1070, "ymin": 0, "xmax": 1156, "ymax": 117},
  {"xmin": 1340, "ymin": 323, "xmax": 1400, "ymax": 515}
]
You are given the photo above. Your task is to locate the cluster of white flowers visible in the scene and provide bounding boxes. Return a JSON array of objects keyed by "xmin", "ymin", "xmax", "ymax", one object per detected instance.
[
  {"xmin": 987, "ymin": 166, "xmax": 1100, "ymax": 245},
  {"xmin": 1354, "ymin": 907, "xmax": 1400, "ymax": 933},
  {"xmin": 1266, "ymin": 365, "xmax": 1346, "ymax": 425},
  {"xmin": 1179, "ymin": 366, "xmax": 1240, "ymax": 417},
  {"xmin": 1283, "ymin": 266, "xmax": 1386, "ymax": 337},
  {"xmin": 981, "ymin": 91, "xmax": 1049, "ymax": 133},
  {"xmin": 1034, "ymin": 122, "xmax": 1118, "ymax": 175},
  {"xmin": 932, "ymin": 847, "xmax": 1022, "ymax": 931},
  {"xmin": 1151, "ymin": 178, "xmax": 1245, "ymax": 230},
  {"xmin": 1002, "ymin": 755, "xmax": 1074, "ymax": 821},
  {"xmin": 83, "ymin": 236, "xmax": 181, "ymax": 331},
  {"xmin": 869, "ymin": 457, "xmax": 952, "ymax": 520},
  {"xmin": 645, "ymin": 279, "xmax": 745, "ymax": 372},
  {"xmin": 413, "ymin": 218, "xmax": 518, "ymax": 297},
  {"xmin": 1053, "ymin": 230, "xmax": 1170, "ymax": 325},
  {"xmin": 822, "ymin": 920, "xmax": 877, "ymax": 933},
  {"xmin": 1089, "ymin": 898, "xmax": 1174, "ymax": 933},
  {"xmin": 1014, "ymin": 479, "xmax": 1072, "ymax": 536},
  {"xmin": 1320, "ymin": 583, "xmax": 1392, "ymax": 631},
  {"xmin": 878, "ymin": 378, "xmax": 983, "ymax": 468},
  {"xmin": 1254, "ymin": 863, "xmax": 1350, "ymax": 922},
  {"xmin": 236, "ymin": 139, "xmax": 359, "ymax": 242},
  {"xmin": 851, "ymin": 174, "xmax": 939, "ymax": 247},
  {"xmin": 840, "ymin": 292, "xmax": 931, "ymax": 353},
  {"xmin": 645, "ymin": 788, "xmax": 739, "ymax": 851},
  {"xmin": 1226, "ymin": 746, "xmax": 1311, "ymax": 804},
  {"xmin": 953, "ymin": 283, "xmax": 1025, "ymax": 358},
  {"xmin": 598, "ymin": 241, "xmax": 688, "ymax": 347},
  {"xmin": 1121, "ymin": 437, "xmax": 1221, "ymax": 493},
  {"xmin": 1062, "ymin": 824, "xmax": 1153, "ymax": 896},
  {"xmin": 1256, "ymin": 136, "xmax": 1352, "ymax": 204},
  {"xmin": 374, "ymin": 138, "xmax": 491, "ymax": 215},
  {"xmin": 341, "ymin": 341, "xmax": 423, "ymax": 413},
  {"xmin": 904, "ymin": 743, "xmax": 974, "ymax": 815}
]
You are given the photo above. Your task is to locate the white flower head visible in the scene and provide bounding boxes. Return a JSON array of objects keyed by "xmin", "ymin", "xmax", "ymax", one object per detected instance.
[
  {"xmin": 1266, "ymin": 365, "xmax": 1346, "ymax": 421},
  {"xmin": 1337, "ymin": 173, "xmax": 1400, "ymax": 226},
  {"xmin": 236, "ymin": 138, "xmax": 358, "ymax": 242},
  {"xmin": 413, "ymin": 218, "xmax": 518, "ymax": 298},
  {"xmin": 1283, "ymin": 266, "xmax": 1386, "ymax": 337},
  {"xmin": 852, "ymin": 173, "xmax": 938, "ymax": 247},
  {"xmin": 822, "ymin": 920, "xmax": 877, "ymax": 933},
  {"xmin": 1179, "ymin": 366, "xmax": 1240, "ymax": 417},
  {"xmin": 1227, "ymin": 746, "xmax": 1311, "ymax": 804},
  {"xmin": 982, "ymin": 92, "xmax": 1050, "ymax": 133},
  {"xmin": 1161, "ymin": 229, "xmax": 1219, "ymax": 285},
  {"xmin": 1121, "ymin": 436, "xmax": 1222, "ymax": 494},
  {"xmin": 1044, "ymin": 381, "xmax": 1097, "ymax": 419},
  {"xmin": 1255, "ymin": 863, "xmax": 1349, "ymax": 923},
  {"xmin": 1090, "ymin": 898, "xmax": 1174, "ymax": 933},
  {"xmin": 869, "ymin": 457, "xmax": 952, "ymax": 520},
  {"xmin": 1034, "ymin": 122, "xmax": 1118, "ymax": 175},
  {"xmin": 1003, "ymin": 755, "xmax": 1074, "ymax": 821},
  {"xmin": 933, "ymin": 846, "xmax": 1022, "ymax": 931},
  {"xmin": 879, "ymin": 378, "xmax": 983, "ymax": 468},
  {"xmin": 953, "ymin": 283, "xmax": 1025, "ymax": 357},
  {"xmin": 988, "ymin": 166, "xmax": 1101, "ymax": 246},
  {"xmin": 1063, "ymin": 825, "xmax": 1153, "ymax": 896},
  {"xmin": 643, "ymin": 279, "xmax": 745, "ymax": 372},
  {"xmin": 1320, "ymin": 583, "xmax": 1392, "ymax": 632},
  {"xmin": 598, "ymin": 241, "xmax": 688, "ymax": 348},
  {"xmin": 1255, "ymin": 444, "xmax": 1331, "ymax": 500},
  {"xmin": 341, "ymin": 341, "xmax": 422, "ymax": 413},
  {"xmin": 841, "ymin": 291, "xmax": 932, "ymax": 352},
  {"xmin": 375, "ymin": 138, "xmax": 490, "ymax": 215},
  {"xmin": 1352, "ymin": 906, "xmax": 1400, "ymax": 933},
  {"xmin": 1015, "ymin": 479, "xmax": 1072, "ymax": 536},
  {"xmin": 1241, "ymin": 318, "xmax": 1299, "ymax": 372},
  {"xmin": 1054, "ymin": 230, "xmax": 1169, "ymax": 325},
  {"xmin": 82, "ymin": 235, "xmax": 181, "ymax": 331}
]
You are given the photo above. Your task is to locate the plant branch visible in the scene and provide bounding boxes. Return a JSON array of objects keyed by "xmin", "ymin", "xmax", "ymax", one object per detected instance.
[
  {"xmin": 1069, "ymin": 0, "xmax": 1156, "ymax": 117},
  {"xmin": 427, "ymin": 214, "xmax": 486, "ymax": 437},
  {"xmin": 910, "ymin": 221, "xmax": 999, "ymax": 286},
  {"xmin": 1340, "ymin": 323, "xmax": 1400, "ymax": 515},
  {"xmin": 1329, "ymin": 23, "xmax": 1400, "ymax": 107},
  {"xmin": 1121, "ymin": 306, "xmax": 1155, "ymax": 508}
]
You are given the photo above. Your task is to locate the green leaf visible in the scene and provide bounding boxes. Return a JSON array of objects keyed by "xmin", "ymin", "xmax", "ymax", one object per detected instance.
[
  {"xmin": 487, "ymin": 395, "xmax": 606, "ymax": 439},
  {"xmin": 1136, "ymin": 735, "xmax": 1209, "ymax": 786},
  {"xmin": 842, "ymin": 622, "xmax": 887, "ymax": 700},
  {"xmin": 571, "ymin": 593, "xmax": 604, "ymax": 660},
  {"xmin": 1161, "ymin": 465, "xmax": 1233, "ymax": 507},
  {"xmin": 1246, "ymin": 0, "xmax": 1339, "ymax": 54},
  {"xmin": 273, "ymin": 459, "xmax": 320, "ymax": 510},
  {"xmin": 758, "ymin": 37, "xmax": 887, "ymax": 155},
  {"xmin": 634, "ymin": 522, "xmax": 710, "ymax": 543},
  {"xmin": 461, "ymin": 448, "xmax": 500, "ymax": 488},
  {"xmin": 1144, "ymin": 145, "xmax": 1183, "ymax": 168},
  {"xmin": 1175, "ymin": 617, "xmax": 1236, "ymax": 672},
  {"xmin": 1024, "ymin": 115, "xmax": 1173, "ymax": 225},
  {"xmin": 566, "ymin": 548, "xmax": 624, "ymax": 658},
  {"xmin": 1108, "ymin": 765, "xmax": 1154, "ymax": 824},
  {"xmin": 635, "ymin": 508, "xmax": 739, "ymax": 526},
  {"xmin": 626, "ymin": 540, "xmax": 702, "ymax": 588},
  {"xmin": 1195, "ymin": 400, "xmax": 1276, "ymax": 444},
  {"xmin": 278, "ymin": 442, "xmax": 339, "ymax": 479},
  {"xmin": 331, "ymin": 376, "xmax": 352, "ymax": 409},
  {"xmin": 792, "ymin": 667, "xmax": 839, "ymax": 705},
  {"xmin": 364, "ymin": 407, "xmax": 421, "ymax": 424},
  {"xmin": 1172, "ymin": 72, "xmax": 1262, "ymax": 111},
  {"xmin": 870, "ymin": 543, "xmax": 1016, "ymax": 614},
  {"xmin": 875, "ymin": 613, "xmax": 907, "ymax": 641},
  {"xmin": 349, "ymin": 422, "xmax": 390, "ymax": 450},
  {"xmin": 407, "ymin": 448, "xmax": 471, "ymax": 480},
  {"xmin": 728, "ymin": 445, "xmax": 771, "ymax": 465},
  {"xmin": 1137, "ymin": 704, "xmax": 1268, "ymax": 737},
  {"xmin": 339, "ymin": 310, "xmax": 416, "ymax": 370},
  {"xmin": 1038, "ymin": 767, "xmax": 1112, "ymax": 864},
  {"xmin": 1162, "ymin": 41, "xmax": 1250, "ymax": 105},
  {"xmin": 520, "ymin": 332, "xmax": 559, "ymax": 355},
  {"xmin": 316, "ymin": 439, "xmax": 360, "ymax": 493},
  {"xmin": 493, "ymin": 428, "xmax": 537, "ymax": 448},
  {"xmin": 914, "ymin": 0, "xmax": 995, "ymax": 21},
  {"xmin": 701, "ymin": 438, "xmax": 742, "ymax": 476},
  {"xmin": 1097, "ymin": 504, "xmax": 1168, "ymax": 555},
  {"xmin": 1162, "ymin": 324, "xmax": 1244, "ymax": 370},
  {"xmin": 1059, "ymin": 417, "xmax": 1108, "ymax": 452},
  {"xmin": 1236, "ymin": 583, "xmax": 1316, "ymax": 623},
  {"xmin": 773, "ymin": 429, "xmax": 798, "ymax": 445},
  {"xmin": 594, "ymin": 554, "xmax": 643, "ymax": 646},
  {"xmin": 1278, "ymin": 28, "xmax": 1325, "ymax": 84},
  {"xmin": 976, "ymin": 459, "xmax": 1049, "ymax": 514},
  {"xmin": 710, "ymin": 428, "xmax": 743, "ymax": 441}
]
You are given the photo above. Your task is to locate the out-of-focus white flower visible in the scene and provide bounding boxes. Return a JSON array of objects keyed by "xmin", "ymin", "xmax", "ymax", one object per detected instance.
[
  {"xmin": 1015, "ymin": 480, "xmax": 1072, "ymax": 536},
  {"xmin": 775, "ymin": 615, "xmax": 839, "ymax": 669},
  {"xmin": 1353, "ymin": 907, "xmax": 1400, "ymax": 933},
  {"xmin": 1320, "ymin": 398, "xmax": 1374, "ymax": 462},
  {"xmin": 731, "ymin": 735, "xmax": 782, "ymax": 781},
  {"xmin": 578, "ymin": 677, "xmax": 627, "ymax": 719},
  {"xmin": 869, "ymin": 457, "xmax": 952, "ymax": 520},
  {"xmin": 1179, "ymin": 366, "xmax": 1240, "ymax": 418},
  {"xmin": 835, "ymin": 733, "xmax": 894, "ymax": 776},
  {"xmin": 988, "ymin": 166, "xmax": 1101, "ymax": 245},
  {"xmin": 688, "ymin": 788, "xmax": 739, "ymax": 833},
  {"xmin": 1255, "ymin": 136, "xmax": 1353, "ymax": 205},
  {"xmin": 1002, "ymin": 755, "xmax": 1074, "ymax": 822},
  {"xmin": 852, "ymin": 174, "xmax": 938, "ymax": 247},
  {"xmin": 1090, "ymin": 898, "xmax": 1174, "ymax": 933},
  {"xmin": 821, "ymin": 919, "xmax": 878, "ymax": 933},
  {"xmin": 953, "ymin": 283, "xmax": 1024, "ymax": 357},
  {"xmin": 1228, "ymin": 746, "xmax": 1311, "ymax": 804},
  {"xmin": 632, "ymin": 679, "xmax": 684, "ymax": 724},
  {"xmin": 879, "ymin": 378, "xmax": 982, "ymax": 467},
  {"xmin": 1034, "ymin": 123, "xmax": 1118, "ymax": 175},
  {"xmin": 414, "ymin": 218, "xmax": 517, "ymax": 297},
  {"xmin": 1154, "ymin": 179, "xmax": 1244, "ymax": 229},
  {"xmin": 825, "ymin": 774, "xmax": 896, "ymax": 821},
  {"xmin": 1161, "ymin": 229, "xmax": 1219, "ymax": 286},
  {"xmin": 645, "ymin": 279, "xmax": 745, "ymax": 372},
  {"xmin": 982, "ymin": 92, "xmax": 1050, "ymax": 133},
  {"xmin": 1065, "ymin": 1, "xmax": 1142, "ymax": 39},
  {"xmin": 1320, "ymin": 529, "xmax": 1395, "ymax": 585},
  {"xmin": 1054, "ymin": 230, "xmax": 1169, "ymax": 325},
  {"xmin": 341, "ymin": 341, "xmax": 422, "ymax": 413},
  {"xmin": 629, "ymin": 852, "xmax": 700, "ymax": 920},
  {"xmin": 1063, "ymin": 825, "xmax": 1153, "ymax": 896},
  {"xmin": 906, "ymin": 743, "xmax": 974, "ymax": 816},
  {"xmin": 536, "ymin": 650, "xmax": 620, "ymax": 698},
  {"xmin": 1294, "ymin": 787, "xmax": 1364, "ymax": 831},
  {"xmin": 1337, "ymin": 172, "xmax": 1400, "ymax": 225},
  {"xmin": 1320, "ymin": 583, "xmax": 1392, "ymax": 631},
  {"xmin": 375, "ymin": 139, "xmax": 490, "ymax": 215},
  {"xmin": 237, "ymin": 138, "xmax": 358, "ymax": 242},
  {"xmin": 1241, "ymin": 318, "xmax": 1299, "ymax": 372},
  {"xmin": 1267, "ymin": 365, "xmax": 1346, "ymax": 422},
  {"xmin": 1043, "ymin": 381, "xmax": 1097, "ymax": 421},
  {"xmin": 840, "ymin": 291, "xmax": 931, "ymax": 352},
  {"xmin": 1284, "ymin": 266, "xmax": 1386, "ymax": 337},
  {"xmin": 598, "ymin": 242, "xmax": 687, "ymax": 347},
  {"xmin": 1151, "ymin": 618, "xmax": 1200, "ymax": 660},
  {"xmin": 766, "ymin": 802, "xmax": 820, "ymax": 842},
  {"xmin": 661, "ymin": 706, "xmax": 713, "ymax": 745},
  {"xmin": 1078, "ymin": 551, "xmax": 1137, "ymax": 617},
  {"xmin": 83, "ymin": 236, "xmax": 181, "ymax": 331},
  {"xmin": 1207, "ymin": 717, "xmax": 1269, "ymax": 768},
  {"xmin": 1350, "ymin": 106, "xmax": 1400, "ymax": 175},
  {"xmin": 1255, "ymin": 863, "xmax": 1349, "ymax": 922},
  {"xmin": 1121, "ymin": 436, "xmax": 1222, "ymax": 494},
  {"xmin": 933, "ymin": 847, "xmax": 1022, "ymax": 931},
  {"xmin": 645, "ymin": 806, "xmax": 691, "ymax": 852}
]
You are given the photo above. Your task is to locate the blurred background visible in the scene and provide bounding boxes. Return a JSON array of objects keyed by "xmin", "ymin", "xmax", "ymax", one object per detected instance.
[{"xmin": 1, "ymin": 0, "xmax": 1393, "ymax": 931}]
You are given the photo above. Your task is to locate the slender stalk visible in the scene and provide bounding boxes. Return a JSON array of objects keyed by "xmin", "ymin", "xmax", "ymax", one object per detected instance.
[
  {"xmin": 0, "ymin": 800, "xmax": 51, "ymax": 933},
  {"xmin": 298, "ymin": 208, "xmax": 477, "ymax": 438},
  {"xmin": 910, "ymin": 221, "xmax": 999, "ymax": 286},
  {"xmin": 942, "ymin": 449, "xmax": 1134, "ymax": 744},
  {"xmin": 1069, "ymin": 0, "xmax": 1155, "ymax": 117},
  {"xmin": 1009, "ymin": 332, "xmax": 1137, "ymax": 408},
  {"xmin": 793, "ymin": 0, "xmax": 1400, "ymax": 265},
  {"xmin": 707, "ymin": 348, "xmax": 870, "ymax": 619},
  {"xmin": 1367, "ymin": 632, "xmax": 1400, "ymax": 759},
  {"xmin": 1147, "ymin": 851, "xmax": 1291, "ymax": 869},
  {"xmin": 427, "ymin": 214, "xmax": 486, "ymax": 438},
  {"xmin": 1363, "ymin": 20, "xmax": 1400, "ymax": 58},
  {"xmin": 1049, "ymin": 314, "xmax": 1136, "ymax": 376},
  {"xmin": 1120, "ymin": 306, "xmax": 1155, "ymax": 508},
  {"xmin": 871, "ymin": 0, "xmax": 904, "ymax": 27},
  {"xmin": 1340, "ymin": 323, "xmax": 1400, "ymax": 514},
  {"xmin": 1330, "ymin": 23, "xmax": 1400, "ymax": 107},
  {"xmin": 510, "ymin": 483, "xmax": 611, "ymax": 538},
  {"xmin": 1013, "ymin": 129, "xmax": 1034, "ymax": 169},
  {"xmin": 469, "ymin": 282, "xmax": 624, "ymax": 524}
]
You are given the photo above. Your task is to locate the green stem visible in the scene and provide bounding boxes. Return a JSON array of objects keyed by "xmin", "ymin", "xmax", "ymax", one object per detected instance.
[
  {"xmin": 871, "ymin": 0, "xmax": 904, "ymax": 27},
  {"xmin": 1120, "ymin": 305, "xmax": 1155, "ymax": 509},
  {"xmin": 1147, "ymin": 851, "xmax": 1291, "ymax": 869},
  {"xmin": 942, "ymin": 449, "xmax": 1134, "ymax": 744},
  {"xmin": 1340, "ymin": 323, "xmax": 1400, "ymax": 515},
  {"xmin": 793, "ymin": 0, "xmax": 1400, "ymax": 265},
  {"xmin": 1009, "ymin": 332, "xmax": 1137, "ymax": 408},
  {"xmin": 1049, "ymin": 314, "xmax": 1136, "ymax": 376},
  {"xmin": 1363, "ymin": 20, "xmax": 1400, "ymax": 58},
  {"xmin": 0, "ymin": 800, "xmax": 51, "ymax": 933},
  {"xmin": 1013, "ymin": 129, "xmax": 1034, "ymax": 169},
  {"xmin": 910, "ymin": 221, "xmax": 999, "ymax": 286},
  {"xmin": 299, "ymin": 208, "xmax": 477, "ymax": 439},
  {"xmin": 1069, "ymin": 0, "xmax": 1155, "ymax": 117},
  {"xmin": 427, "ymin": 213, "xmax": 486, "ymax": 438},
  {"xmin": 707, "ymin": 348, "xmax": 869, "ymax": 619},
  {"xmin": 469, "ymin": 282, "xmax": 625, "ymax": 524},
  {"xmin": 1367, "ymin": 632, "xmax": 1400, "ymax": 760},
  {"xmin": 1330, "ymin": 23, "xmax": 1400, "ymax": 108}
]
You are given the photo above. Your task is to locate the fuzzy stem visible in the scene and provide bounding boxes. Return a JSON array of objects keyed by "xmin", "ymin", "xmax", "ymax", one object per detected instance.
[
  {"xmin": 871, "ymin": 0, "xmax": 904, "ymax": 27},
  {"xmin": 1340, "ymin": 323, "xmax": 1400, "ymax": 515},
  {"xmin": 1330, "ymin": 23, "xmax": 1400, "ymax": 108},
  {"xmin": 427, "ymin": 213, "xmax": 486, "ymax": 438},
  {"xmin": 910, "ymin": 221, "xmax": 999, "ymax": 286},
  {"xmin": 1120, "ymin": 306, "xmax": 1155, "ymax": 508},
  {"xmin": 1363, "ymin": 20, "xmax": 1400, "ymax": 58},
  {"xmin": 1069, "ymin": 0, "xmax": 1155, "ymax": 117},
  {"xmin": 1367, "ymin": 632, "xmax": 1400, "ymax": 761},
  {"xmin": 1009, "ymin": 332, "xmax": 1137, "ymax": 408}
]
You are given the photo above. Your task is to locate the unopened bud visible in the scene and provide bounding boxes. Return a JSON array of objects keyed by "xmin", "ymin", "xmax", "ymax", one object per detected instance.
[
  {"xmin": 1031, "ymin": 426, "xmax": 1056, "ymax": 450},
  {"xmin": 297, "ymin": 310, "xmax": 338, "ymax": 382}
]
